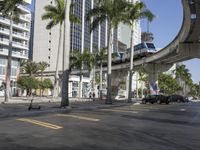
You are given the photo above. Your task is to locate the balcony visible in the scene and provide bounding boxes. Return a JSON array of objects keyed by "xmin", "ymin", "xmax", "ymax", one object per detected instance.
[
  {"xmin": 0, "ymin": 38, "xmax": 9, "ymax": 46},
  {"xmin": 13, "ymin": 31, "xmax": 29, "ymax": 40},
  {"xmin": 0, "ymin": 16, "xmax": 30, "ymax": 31},
  {"xmin": 0, "ymin": 27, "xmax": 29, "ymax": 40},
  {"xmin": 20, "ymin": 15, "xmax": 31, "ymax": 22},
  {"xmin": 0, "ymin": 48, "xmax": 28, "ymax": 59},
  {"xmin": 13, "ymin": 41, "xmax": 28, "ymax": 50},
  {"xmin": 0, "ymin": 38, "xmax": 28, "ymax": 50},
  {"xmin": 18, "ymin": 5, "xmax": 31, "ymax": 14}
]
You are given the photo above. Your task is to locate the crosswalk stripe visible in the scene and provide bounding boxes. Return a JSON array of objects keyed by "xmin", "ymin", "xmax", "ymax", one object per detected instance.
[
  {"xmin": 16, "ymin": 118, "xmax": 63, "ymax": 130},
  {"xmin": 56, "ymin": 114, "xmax": 100, "ymax": 122}
]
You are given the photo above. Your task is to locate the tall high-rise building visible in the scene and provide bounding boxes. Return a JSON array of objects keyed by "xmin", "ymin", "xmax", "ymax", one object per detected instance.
[
  {"xmin": 33, "ymin": 0, "xmax": 118, "ymax": 72},
  {"xmin": 117, "ymin": 0, "xmax": 141, "ymax": 49},
  {"xmin": 0, "ymin": 0, "xmax": 32, "ymax": 96}
]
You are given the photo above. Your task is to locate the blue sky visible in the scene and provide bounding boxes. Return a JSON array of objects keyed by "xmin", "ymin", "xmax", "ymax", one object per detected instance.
[{"xmin": 141, "ymin": 0, "xmax": 200, "ymax": 83}]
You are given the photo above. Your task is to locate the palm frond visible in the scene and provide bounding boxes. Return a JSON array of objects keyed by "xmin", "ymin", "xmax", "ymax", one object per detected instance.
[{"xmin": 0, "ymin": 0, "xmax": 24, "ymax": 18}]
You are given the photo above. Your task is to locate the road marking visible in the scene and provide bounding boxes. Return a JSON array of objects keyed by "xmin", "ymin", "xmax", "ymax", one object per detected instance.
[
  {"xmin": 16, "ymin": 118, "xmax": 63, "ymax": 130},
  {"xmin": 100, "ymin": 109, "xmax": 138, "ymax": 114},
  {"xmin": 112, "ymin": 107, "xmax": 150, "ymax": 111},
  {"xmin": 56, "ymin": 114, "xmax": 100, "ymax": 122},
  {"xmin": 180, "ymin": 108, "xmax": 186, "ymax": 111}
]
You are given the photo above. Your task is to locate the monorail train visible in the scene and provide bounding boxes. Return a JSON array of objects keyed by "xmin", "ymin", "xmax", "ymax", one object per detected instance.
[
  {"xmin": 123, "ymin": 42, "xmax": 157, "ymax": 61},
  {"xmin": 102, "ymin": 42, "xmax": 156, "ymax": 65}
]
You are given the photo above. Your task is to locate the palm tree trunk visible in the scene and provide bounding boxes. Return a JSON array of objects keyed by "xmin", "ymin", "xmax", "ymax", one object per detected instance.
[
  {"xmin": 61, "ymin": 0, "xmax": 71, "ymax": 107},
  {"xmin": 79, "ymin": 72, "xmax": 82, "ymax": 99},
  {"xmin": 40, "ymin": 71, "xmax": 43, "ymax": 96},
  {"xmin": 128, "ymin": 26, "xmax": 134, "ymax": 102},
  {"xmin": 100, "ymin": 62, "xmax": 103, "ymax": 100},
  {"xmin": 141, "ymin": 82, "xmax": 144, "ymax": 98},
  {"xmin": 53, "ymin": 24, "xmax": 62, "ymax": 98},
  {"xmin": 98, "ymin": 21, "xmax": 101, "ymax": 99},
  {"xmin": 5, "ymin": 16, "xmax": 13, "ymax": 102},
  {"xmin": 106, "ymin": 23, "xmax": 112, "ymax": 104},
  {"xmin": 136, "ymin": 72, "xmax": 138, "ymax": 98}
]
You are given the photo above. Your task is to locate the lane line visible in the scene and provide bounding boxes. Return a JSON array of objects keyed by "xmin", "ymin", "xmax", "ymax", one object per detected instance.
[
  {"xmin": 180, "ymin": 108, "xmax": 186, "ymax": 111},
  {"xmin": 112, "ymin": 107, "xmax": 150, "ymax": 111},
  {"xmin": 56, "ymin": 114, "xmax": 100, "ymax": 122},
  {"xmin": 16, "ymin": 118, "xmax": 63, "ymax": 130},
  {"xmin": 100, "ymin": 109, "xmax": 138, "ymax": 114}
]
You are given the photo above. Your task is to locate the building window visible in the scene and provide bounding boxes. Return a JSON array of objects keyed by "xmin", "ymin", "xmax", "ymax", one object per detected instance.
[
  {"xmin": 11, "ymin": 68, "xmax": 17, "ymax": 76},
  {"xmin": 0, "ymin": 66, "xmax": 5, "ymax": 75},
  {"xmin": 11, "ymin": 60, "xmax": 19, "ymax": 67},
  {"xmin": 0, "ymin": 59, "xmax": 6, "ymax": 65}
]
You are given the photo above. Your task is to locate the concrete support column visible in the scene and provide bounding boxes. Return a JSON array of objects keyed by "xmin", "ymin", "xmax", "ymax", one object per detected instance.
[
  {"xmin": 148, "ymin": 64, "xmax": 159, "ymax": 95},
  {"xmin": 111, "ymin": 69, "xmax": 129, "ymax": 98},
  {"xmin": 145, "ymin": 63, "xmax": 173, "ymax": 95}
]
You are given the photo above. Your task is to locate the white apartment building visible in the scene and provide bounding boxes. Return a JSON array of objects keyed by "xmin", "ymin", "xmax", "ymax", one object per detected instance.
[{"xmin": 0, "ymin": 0, "xmax": 32, "ymax": 96}]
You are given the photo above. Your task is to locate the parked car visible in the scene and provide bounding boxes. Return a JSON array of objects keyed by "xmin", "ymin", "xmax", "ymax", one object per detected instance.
[
  {"xmin": 168, "ymin": 95, "xmax": 188, "ymax": 103},
  {"xmin": 142, "ymin": 95, "xmax": 157, "ymax": 104},
  {"xmin": 156, "ymin": 95, "xmax": 170, "ymax": 104},
  {"xmin": 115, "ymin": 95, "xmax": 126, "ymax": 101},
  {"xmin": 142, "ymin": 95, "xmax": 170, "ymax": 104}
]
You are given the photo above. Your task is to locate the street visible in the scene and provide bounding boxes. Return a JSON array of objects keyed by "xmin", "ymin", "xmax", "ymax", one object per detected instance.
[{"xmin": 0, "ymin": 102, "xmax": 200, "ymax": 150}]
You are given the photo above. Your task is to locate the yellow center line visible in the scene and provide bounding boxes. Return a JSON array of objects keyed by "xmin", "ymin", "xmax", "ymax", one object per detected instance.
[
  {"xmin": 56, "ymin": 114, "xmax": 100, "ymax": 122},
  {"xmin": 16, "ymin": 118, "xmax": 63, "ymax": 130},
  {"xmin": 100, "ymin": 109, "xmax": 138, "ymax": 114}
]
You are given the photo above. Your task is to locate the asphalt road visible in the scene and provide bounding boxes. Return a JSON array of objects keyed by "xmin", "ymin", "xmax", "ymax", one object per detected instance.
[{"xmin": 0, "ymin": 102, "xmax": 200, "ymax": 150}]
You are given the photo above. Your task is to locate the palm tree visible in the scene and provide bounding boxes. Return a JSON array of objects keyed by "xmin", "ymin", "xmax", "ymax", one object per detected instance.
[
  {"xmin": 61, "ymin": 20, "xmax": 70, "ymax": 106},
  {"xmin": 42, "ymin": 0, "xmax": 80, "ymax": 100},
  {"xmin": 38, "ymin": 61, "xmax": 49, "ymax": 96},
  {"xmin": 19, "ymin": 59, "xmax": 28, "ymax": 73},
  {"xmin": 71, "ymin": 49, "xmax": 94, "ymax": 98},
  {"xmin": 42, "ymin": 0, "xmax": 66, "ymax": 98},
  {"xmin": 38, "ymin": 61, "xmax": 49, "ymax": 81},
  {"xmin": 24, "ymin": 61, "xmax": 39, "ymax": 77},
  {"xmin": 123, "ymin": 1, "xmax": 155, "ymax": 102},
  {"xmin": 96, "ymin": 47, "xmax": 107, "ymax": 99},
  {"xmin": 87, "ymin": 0, "xmax": 128, "ymax": 104},
  {"xmin": 22, "ymin": 61, "xmax": 39, "ymax": 96},
  {"xmin": 0, "ymin": 0, "xmax": 24, "ymax": 102},
  {"xmin": 175, "ymin": 64, "xmax": 193, "ymax": 95}
]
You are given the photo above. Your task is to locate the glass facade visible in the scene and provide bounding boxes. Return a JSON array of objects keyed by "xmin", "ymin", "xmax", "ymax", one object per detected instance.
[{"xmin": 70, "ymin": 0, "xmax": 107, "ymax": 53}]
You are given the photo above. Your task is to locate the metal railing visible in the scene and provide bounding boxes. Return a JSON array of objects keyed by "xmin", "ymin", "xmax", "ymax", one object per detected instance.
[
  {"xmin": 0, "ymin": 27, "xmax": 28, "ymax": 38},
  {"xmin": 0, "ymin": 16, "xmax": 30, "ymax": 30}
]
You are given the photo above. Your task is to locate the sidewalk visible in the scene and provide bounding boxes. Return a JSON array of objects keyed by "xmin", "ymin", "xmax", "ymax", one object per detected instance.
[{"xmin": 0, "ymin": 96, "xmax": 138, "ymax": 119}]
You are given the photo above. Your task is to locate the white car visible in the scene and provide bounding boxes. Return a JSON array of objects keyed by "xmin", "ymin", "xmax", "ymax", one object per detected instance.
[{"xmin": 115, "ymin": 95, "xmax": 126, "ymax": 101}]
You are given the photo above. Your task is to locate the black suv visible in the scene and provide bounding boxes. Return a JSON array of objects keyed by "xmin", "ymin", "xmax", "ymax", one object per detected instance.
[
  {"xmin": 142, "ymin": 95, "xmax": 170, "ymax": 104},
  {"xmin": 168, "ymin": 95, "xmax": 188, "ymax": 103}
]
